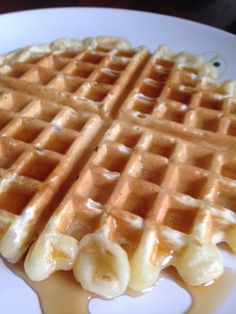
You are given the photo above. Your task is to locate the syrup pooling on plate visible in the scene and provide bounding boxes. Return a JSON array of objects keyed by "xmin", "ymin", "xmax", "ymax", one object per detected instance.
[
  {"xmin": 165, "ymin": 267, "xmax": 236, "ymax": 314},
  {"xmin": 5, "ymin": 261, "xmax": 90, "ymax": 314},
  {"xmin": 4, "ymin": 260, "xmax": 236, "ymax": 314},
  {"xmin": 188, "ymin": 269, "xmax": 236, "ymax": 314}
]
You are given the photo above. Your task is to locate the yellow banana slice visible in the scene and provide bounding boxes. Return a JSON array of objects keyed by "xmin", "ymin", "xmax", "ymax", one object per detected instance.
[
  {"xmin": 25, "ymin": 231, "xmax": 78, "ymax": 281},
  {"xmin": 174, "ymin": 241, "xmax": 223, "ymax": 285},
  {"xmin": 74, "ymin": 232, "xmax": 130, "ymax": 299}
]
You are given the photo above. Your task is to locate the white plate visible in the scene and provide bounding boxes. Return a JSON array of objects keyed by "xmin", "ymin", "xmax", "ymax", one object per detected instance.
[{"xmin": 0, "ymin": 7, "xmax": 236, "ymax": 314}]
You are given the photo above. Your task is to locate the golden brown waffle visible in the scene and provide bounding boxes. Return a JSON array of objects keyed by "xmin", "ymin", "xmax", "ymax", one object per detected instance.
[
  {"xmin": 0, "ymin": 38, "xmax": 150, "ymax": 119},
  {"xmin": 0, "ymin": 37, "xmax": 150, "ymax": 262},
  {"xmin": 119, "ymin": 46, "xmax": 236, "ymax": 150},
  {"xmin": 0, "ymin": 84, "xmax": 104, "ymax": 262},
  {"xmin": 0, "ymin": 38, "xmax": 236, "ymax": 299},
  {"xmin": 25, "ymin": 119, "xmax": 236, "ymax": 297}
]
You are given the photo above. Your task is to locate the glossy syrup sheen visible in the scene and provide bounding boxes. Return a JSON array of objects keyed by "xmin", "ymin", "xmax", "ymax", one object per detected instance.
[
  {"xmin": 4, "ymin": 261, "xmax": 236, "ymax": 314},
  {"xmin": 165, "ymin": 267, "xmax": 236, "ymax": 314},
  {"xmin": 188, "ymin": 269, "xmax": 236, "ymax": 314},
  {"xmin": 187, "ymin": 269, "xmax": 236, "ymax": 314},
  {"xmin": 5, "ymin": 261, "xmax": 90, "ymax": 314}
]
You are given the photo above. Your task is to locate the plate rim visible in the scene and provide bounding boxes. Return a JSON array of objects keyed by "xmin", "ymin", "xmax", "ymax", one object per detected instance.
[
  {"xmin": 0, "ymin": 6, "xmax": 235, "ymax": 42},
  {"xmin": 0, "ymin": 6, "xmax": 236, "ymax": 314}
]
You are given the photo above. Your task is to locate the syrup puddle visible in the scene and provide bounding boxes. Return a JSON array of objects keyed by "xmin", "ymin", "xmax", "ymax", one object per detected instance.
[
  {"xmin": 4, "ymin": 261, "xmax": 90, "ymax": 314},
  {"xmin": 3, "ymin": 260, "xmax": 236, "ymax": 314},
  {"xmin": 188, "ymin": 270, "xmax": 236, "ymax": 314},
  {"xmin": 165, "ymin": 267, "xmax": 236, "ymax": 314}
]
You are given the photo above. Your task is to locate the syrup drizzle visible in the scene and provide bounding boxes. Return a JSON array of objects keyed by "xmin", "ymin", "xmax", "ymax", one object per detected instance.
[
  {"xmin": 4, "ymin": 261, "xmax": 236, "ymax": 314},
  {"xmin": 4, "ymin": 261, "xmax": 90, "ymax": 314},
  {"xmin": 188, "ymin": 269, "xmax": 236, "ymax": 314},
  {"xmin": 165, "ymin": 267, "xmax": 236, "ymax": 314}
]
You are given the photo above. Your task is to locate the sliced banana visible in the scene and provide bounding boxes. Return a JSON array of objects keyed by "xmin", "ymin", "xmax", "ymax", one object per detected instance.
[
  {"xmin": 74, "ymin": 232, "xmax": 130, "ymax": 299},
  {"xmin": 174, "ymin": 241, "xmax": 223, "ymax": 285},
  {"xmin": 25, "ymin": 231, "xmax": 78, "ymax": 281}
]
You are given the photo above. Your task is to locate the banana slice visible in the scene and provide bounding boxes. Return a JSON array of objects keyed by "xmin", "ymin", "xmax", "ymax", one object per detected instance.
[
  {"xmin": 74, "ymin": 232, "xmax": 130, "ymax": 299},
  {"xmin": 174, "ymin": 241, "xmax": 223, "ymax": 285},
  {"xmin": 25, "ymin": 231, "xmax": 78, "ymax": 281},
  {"xmin": 129, "ymin": 229, "xmax": 164, "ymax": 291}
]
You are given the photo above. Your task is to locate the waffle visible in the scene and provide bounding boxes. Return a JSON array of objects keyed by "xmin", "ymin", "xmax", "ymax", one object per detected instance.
[
  {"xmin": 24, "ymin": 117, "xmax": 236, "ymax": 297},
  {"xmin": 0, "ymin": 86, "xmax": 104, "ymax": 262},
  {"xmin": 1, "ymin": 37, "xmax": 236, "ymax": 299},
  {"xmin": 0, "ymin": 36, "xmax": 149, "ymax": 262},
  {"xmin": 0, "ymin": 37, "xmax": 150, "ymax": 120},
  {"xmin": 119, "ymin": 45, "xmax": 236, "ymax": 149}
]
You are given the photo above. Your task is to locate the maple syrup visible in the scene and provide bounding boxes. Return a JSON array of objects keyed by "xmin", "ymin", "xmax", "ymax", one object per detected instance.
[
  {"xmin": 165, "ymin": 267, "xmax": 236, "ymax": 314},
  {"xmin": 5, "ymin": 261, "xmax": 90, "ymax": 314},
  {"xmin": 4, "ymin": 260, "xmax": 236, "ymax": 314}
]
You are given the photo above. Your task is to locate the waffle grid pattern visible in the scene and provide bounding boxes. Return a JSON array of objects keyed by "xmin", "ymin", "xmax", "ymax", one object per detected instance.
[
  {"xmin": 0, "ymin": 41, "xmax": 150, "ymax": 261},
  {"xmin": 48, "ymin": 120, "xmax": 236, "ymax": 250},
  {"xmin": 0, "ymin": 84, "xmax": 104, "ymax": 261},
  {"xmin": 24, "ymin": 119, "xmax": 236, "ymax": 297},
  {"xmin": 0, "ymin": 46, "xmax": 149, "ymax": 118},
  {"xmin": 120, "ymin": 52, "xmax": 236, "ymax": 150}
]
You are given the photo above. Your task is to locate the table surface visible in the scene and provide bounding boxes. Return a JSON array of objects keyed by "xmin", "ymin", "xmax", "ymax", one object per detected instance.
[{"xmin": 0, "ymin": 0, "xmax": 236, "ymax": 35}]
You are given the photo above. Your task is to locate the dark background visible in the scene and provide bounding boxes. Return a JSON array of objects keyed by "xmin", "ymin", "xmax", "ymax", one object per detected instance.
[{"xmin": 0, "ymin": 0, "xmax": 236, "ymax": 35}]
